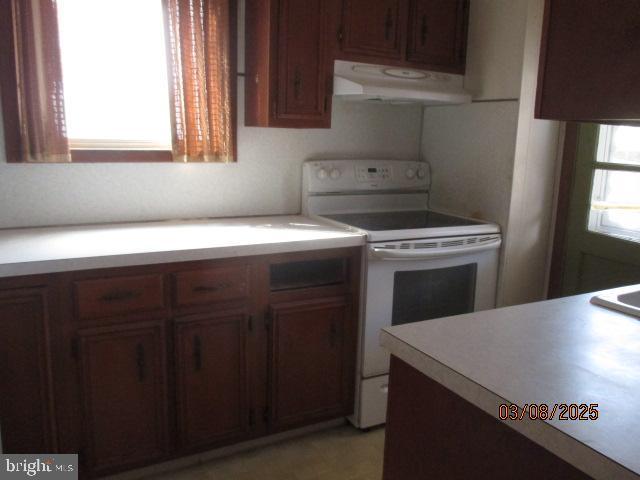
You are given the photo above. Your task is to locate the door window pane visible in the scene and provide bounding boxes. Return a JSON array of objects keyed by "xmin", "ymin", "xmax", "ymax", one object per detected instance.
[
  {"xmin": 597, "ymin": 126, "xmax": 640, "ymax": 166},
  {"xmin": 391, "ymin": 264, "xmax": 477, "ymax": 326},
  {"xmin": 589, "ymin": 169, "xmax": 640, "ymax": 242},
  {"xmin": 589, "ymin": 125, "xmax": 640, "ymax": 243}
]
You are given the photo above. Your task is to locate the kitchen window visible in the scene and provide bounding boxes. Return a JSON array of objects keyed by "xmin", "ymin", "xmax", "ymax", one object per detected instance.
[
  {"xmin": 0, "ymin": 0, "xmax": 237, "ymax": 163},
  {"xmin": 588, "ymin": 126, "xmax": 640, "ymax": 243}
]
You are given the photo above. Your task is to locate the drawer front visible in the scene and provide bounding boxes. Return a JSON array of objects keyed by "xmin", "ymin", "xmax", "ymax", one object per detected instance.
[
  {"xmin": 75, "ymin": 275, "xmax": 165, "ymax": 320},
  {"xmin": 174, "ymin": 266, "xmax": 249, "ymax": 308}
]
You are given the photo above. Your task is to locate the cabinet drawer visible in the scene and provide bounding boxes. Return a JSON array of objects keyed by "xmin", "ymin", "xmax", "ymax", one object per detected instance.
[
  {"xmin": 75, "ymin": 275, "xmax": 165, "ymax": 320},
  {"xmin": 174, "ymin": 266, "xmax": 249, "ymax": 308}
]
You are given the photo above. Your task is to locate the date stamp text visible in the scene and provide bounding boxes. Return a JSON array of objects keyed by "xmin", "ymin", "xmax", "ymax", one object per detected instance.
[{"xmin": 498, "ymin": 403, "xmax": 599, "ymax": 421}]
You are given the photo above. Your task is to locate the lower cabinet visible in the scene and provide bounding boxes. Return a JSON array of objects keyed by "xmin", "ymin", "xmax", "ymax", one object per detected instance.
[
  {"xmin": 269, "ymin": 297, "xmax": 354, "ymax": 431},
  {"xmin": 77, "ymin": 322, "xmax": 168, "ymax": 474},
  {"xmin": 175, "ymin": 311, "xmax": 251, "ymax": 450},
  {"xmin": 0, "ymin": 247, "xmax": 360, "ymax": 478},
  {"xmin": 0, "ymin": 288, "xmax": 56, "ymax": 453}
]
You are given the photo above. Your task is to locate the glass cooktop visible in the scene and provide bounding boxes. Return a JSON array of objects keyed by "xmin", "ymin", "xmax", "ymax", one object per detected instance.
[{"xmin": 323, "ymin": 210, "xmax": 482, "ymax": 231}]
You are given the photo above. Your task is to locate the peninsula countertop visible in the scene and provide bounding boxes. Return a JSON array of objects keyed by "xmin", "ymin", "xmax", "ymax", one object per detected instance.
[
  {"xmin": 0, "ymin": 215, "xmax": 366, "ymax": 278},
  {"xmin": 381, "ymin": 288, "xmax": 640, "ymax": 480}
]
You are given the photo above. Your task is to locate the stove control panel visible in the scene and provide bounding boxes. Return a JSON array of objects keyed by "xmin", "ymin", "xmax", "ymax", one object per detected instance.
[
  {"xmin": 304, "ymin": 159, "xmax": 430, "ymax": 193},
  {"xmin": 356, "ymin": 166, "xmax": 392, "ymax": 182}
]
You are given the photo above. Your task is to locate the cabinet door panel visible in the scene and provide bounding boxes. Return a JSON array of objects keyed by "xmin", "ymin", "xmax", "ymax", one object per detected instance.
[
  {"xmin": 407, "ymin": 0, "xmax": 467, "ymax": 71},
  {"xmin": 275, "ymin": 0, "xmax": 329, "ymax": 123},
  {"xmin": 0, "ymin": 289, "xmax": 55, "ymax": 453},
  {"xmin": 269, "ymin": 297, "xmax": 354, "ymax": 431},
  {"xmin": 536, "ymin": 0, "xmax": 640, "ymax": 121},
  {"xmin": 342, "ymin": 0, "xmax": 406, "ymax": 60},
  {"xmin": 175, "ymin": 312, "xmax": 250, "ymax": 449},
  {"xmin": 78, "ymin": 322, "xmax": 167, "ymax": 473}
]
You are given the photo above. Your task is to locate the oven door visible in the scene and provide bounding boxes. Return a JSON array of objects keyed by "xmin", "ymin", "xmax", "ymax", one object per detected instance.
[{"xmin": 361, "ymin": 235, "xmax": 501, "ymax": 378}]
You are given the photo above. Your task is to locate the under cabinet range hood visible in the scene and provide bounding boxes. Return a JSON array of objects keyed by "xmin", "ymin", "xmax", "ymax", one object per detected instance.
[{"xmin": 333, "ymin": 60, "xmax": 471, "ymax": 105}]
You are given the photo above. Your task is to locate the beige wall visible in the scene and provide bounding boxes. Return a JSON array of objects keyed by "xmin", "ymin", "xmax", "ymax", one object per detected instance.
[
  {"xmin": 422, "ymin": 0, "xmax": 561, "ymax": 307},
  {"xmin": 0, "ymin": 0, "xmax": 423, "ymax": 229}
]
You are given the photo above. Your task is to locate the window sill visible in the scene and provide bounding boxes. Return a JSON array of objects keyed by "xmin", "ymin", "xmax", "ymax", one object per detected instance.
[{"xmin": 70, "ymin": 150, "xmax": 172, "ymax": 163}]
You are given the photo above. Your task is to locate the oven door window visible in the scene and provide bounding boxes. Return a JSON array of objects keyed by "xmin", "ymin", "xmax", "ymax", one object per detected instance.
[{"xmin": 392, "ymin": 264, "xmax": 477, "ymax": 325}]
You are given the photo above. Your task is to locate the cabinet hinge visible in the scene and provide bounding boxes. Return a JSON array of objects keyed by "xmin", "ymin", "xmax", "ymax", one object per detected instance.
[
  {"xmin": 71, "ymin": 338, "xmax": 79, "ymax": 360},
  {"xmin": 249, "ymin": 408, "xmax": 255, "ymax": 427},
  {"xmin": 248, "ymin": 315, "xmax": 253, "ymax": 332},
  {"xmin": 337, "ymin": 25, "xmax": 344, "ymax": 44}
]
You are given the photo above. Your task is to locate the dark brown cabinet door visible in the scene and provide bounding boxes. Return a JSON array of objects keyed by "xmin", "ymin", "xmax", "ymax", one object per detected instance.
[
  {"xmin": 536, "ymin": 0, "xmax": 640, "ymax": 122},
  {"xmin": 274, "ymin": 0, "xmax": 330, "ymax": 126},
  {"xmin": 78, "ymin": 322, "xmax": 168, "ymax": 474},
  {"xmin": 341, "ymin": 0, "xmax": 406, "ymax": 60},
  {"xmin": 0, "ymin": 289, "xmax": 56, "ymax": 453},
  {"xmin": 268, "ymin": 296, "xmax": 355, "ymax": 431},
  {"xmin": 175, "ymin": 311, "xmax": 250, "ymax": 450},
  {"xmin": 406, "ymin": 0, "xmax": 467, "ymax": 72}
]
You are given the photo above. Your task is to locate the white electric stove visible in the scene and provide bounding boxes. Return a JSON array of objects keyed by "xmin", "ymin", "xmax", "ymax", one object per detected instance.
[{"xmin": 302, "ymin": 159, "xmax": 502, "ymax": 429}]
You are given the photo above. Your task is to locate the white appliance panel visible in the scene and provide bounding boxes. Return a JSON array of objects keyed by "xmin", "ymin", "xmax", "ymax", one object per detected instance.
[{"xmin": 362, "ymin": 239, "xmax": 500, "ymax": 378}]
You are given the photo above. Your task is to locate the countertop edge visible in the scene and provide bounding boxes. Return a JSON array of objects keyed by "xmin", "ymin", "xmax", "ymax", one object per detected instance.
[
  {"xmin": 380, "ymin": 329, "xmax": 638, "ymax": 480},
  {"xmin": 0, "ymin": 235, "xmax": 365, "ymax": 278}
]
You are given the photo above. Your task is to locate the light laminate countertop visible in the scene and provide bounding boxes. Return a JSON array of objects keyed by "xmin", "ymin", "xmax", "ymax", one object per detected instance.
[
  {"xmin": 381, "ymin": 287, "xmax": 640, "ymax": 480},
  {"xmin": 0, "ymin": 216, "xmax": 365, "ymax": 278}
]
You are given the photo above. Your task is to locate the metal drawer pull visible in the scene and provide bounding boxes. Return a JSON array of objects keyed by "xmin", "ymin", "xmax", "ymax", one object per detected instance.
[
  {"xmin": 100, "ymin": 289, "xmax": 138, "ymax": 302},
  {"xmin": 192, "ymin": 282, "xmax": 231, "ymax": 293},
  {"xmin": 194, "ymin": 335, "xmax": 202, "ymax": 371},
  {"xmin": 293, "ymin": 67, "xmax": 302, "ymax": 100},
  {"xmin": 329, "ymin": 322, "xmax": 338, "ymax": 347},
  {"xmin": 136, "ymin": 343, "xmax": 146, "ymax": 382},
  {"xmin": 420, "ymin": 14, "xmax": 428, "ymax": 45},
  {"xmin": 384, "ymin": 8, "xmax": 394, "ymax": 41}
]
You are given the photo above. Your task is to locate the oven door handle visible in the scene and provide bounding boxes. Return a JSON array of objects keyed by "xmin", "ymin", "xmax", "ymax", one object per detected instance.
[{"xmin": 369, "ymin": 238, "xmax": 502, "ymax": 260}]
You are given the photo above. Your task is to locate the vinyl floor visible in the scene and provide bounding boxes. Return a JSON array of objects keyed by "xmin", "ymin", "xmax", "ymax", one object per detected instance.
[{"xmin": 150, "ymin": 425, "xmax": 385, "ymax": 480}]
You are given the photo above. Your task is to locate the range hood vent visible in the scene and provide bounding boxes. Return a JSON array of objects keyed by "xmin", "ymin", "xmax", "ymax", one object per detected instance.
[{"xmin": 333, "ymin": 60, "xmax": 471, "ymax": 106}]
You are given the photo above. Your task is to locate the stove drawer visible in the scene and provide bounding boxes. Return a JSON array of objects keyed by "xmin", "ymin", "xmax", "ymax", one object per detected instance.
[{"xmin": 357, "ymin": 375, "xmax": 389, "ymax": 429}]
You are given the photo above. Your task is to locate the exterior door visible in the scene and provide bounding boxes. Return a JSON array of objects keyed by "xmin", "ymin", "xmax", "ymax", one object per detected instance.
[
  {"xmin": 406, "ymin": 0, "xmax": 466, "ymax": 71},
  {"xmin": 0, "ymin": 288, "xmax": 56, "ymax": 453},
  {"xmin": 174, "ymin": 311, "xmax": 250, "ymax": 450},
  {"xmin": 562, "ymin": 124, "xmax": 640, "ymax": 294},
  {"xmin": 268, "ymin": 297, "xmax": 353, "ymax": 431},
  {"xmin": 78, "ymin": 321, "xmax": 168, "ymax": 474},
  {"xmin": 341, "ymin": 0, "xmax": 406, "ymax": 60}
]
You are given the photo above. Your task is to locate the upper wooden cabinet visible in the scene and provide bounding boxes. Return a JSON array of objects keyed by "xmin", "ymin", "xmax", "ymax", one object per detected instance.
[
  {"xmin": 341, "ymin": 0, "xmax": 407, "ymax": 61},
  {"xmin": 406, "ymin": 0, "xmax": 467, "ymax": 68},
  {"xmin": 245, "ymin": 0, "xmax": 332, "ymax": 128},
  {"xmin": 536, "ymin": 0, "xmax": 640, "ymax": 122},
  {"xmin": 336, "ymin": 0, "xmax": 469, "ymax": 74}
]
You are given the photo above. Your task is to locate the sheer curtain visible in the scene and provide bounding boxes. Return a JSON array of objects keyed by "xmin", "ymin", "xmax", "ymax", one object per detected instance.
[
  {"xmin": 164, "ymin": 0, "xmax": 237, "ymax": 163},
  {"xmin": 13, "ymin": 0, "xmax": 71, "ymax": 163}
]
